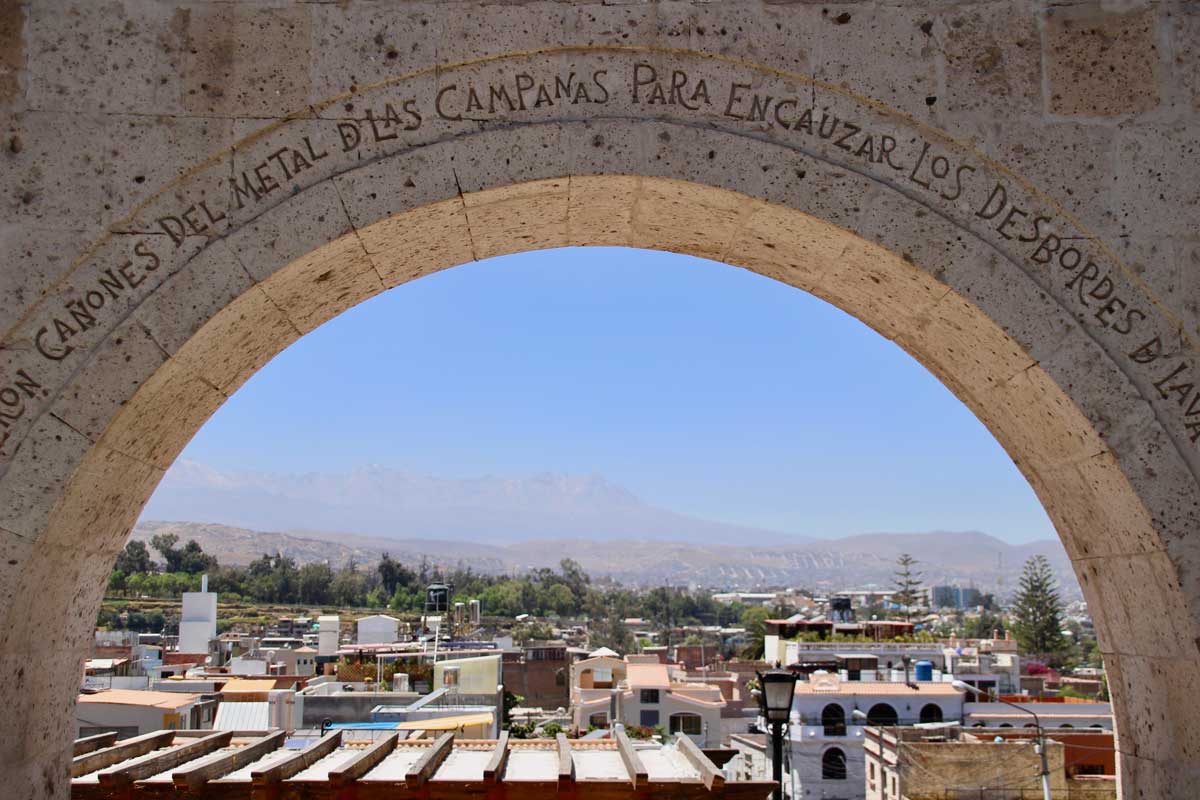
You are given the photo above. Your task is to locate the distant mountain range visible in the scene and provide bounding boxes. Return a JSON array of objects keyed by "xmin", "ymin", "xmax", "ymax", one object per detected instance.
[
  {"xmin": 136, "ymin": 460, "xmax": 1078, "ymax": 599},
  {"xmin": 131, "ymin": 521, "xmax": 1079, "ymax": 601},
  {"xmin": 143, "ymin": 460, "xmax": 802, "ymax": 545}
]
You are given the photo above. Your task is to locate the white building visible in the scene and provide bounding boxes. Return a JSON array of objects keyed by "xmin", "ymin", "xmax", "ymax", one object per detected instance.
[
  {"xmin": 776, "ymin": 674, "xmax": 966, "ymax": 800},
  {"xmin": 75, "ymin": 689, "xmax": 215, "ymax": 739},
  {"xmin": 356, "ymin": 614, "xmax": 401, "ymax": 645},
  {"xmin": 571, "ymin": 657, "xmax": 726, "ymax": 746},
  {"xmin": 964, "ymin": 700, "xmax": 1113, "ymax": 730},
  {"xmin": 178, "ymin": 575, "xmax": 217, "ymax": 655},
  {"xmin": 317, "ymin": 614, "xmax": 340, "ymax": 656}
]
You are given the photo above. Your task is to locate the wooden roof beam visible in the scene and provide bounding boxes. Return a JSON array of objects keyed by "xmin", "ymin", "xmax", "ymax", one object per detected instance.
[
  {"xmin": 250, "ymin": 729, "xmax": 341, "ymax": 791},
  {"xmin": 171, "ymin": 731, "xmax": 286, "ymax": 795},
  {"xmin": 483, "ymin": 732, "xmax": 510, "ymax": 785},
  {"xmin": 556, "ymin": 733, "xmax": 575, "ymax": 789},
  {"xmin": 615, "ymin": 730, "xmax": 648, "ymax": 788},
  {"xmin": 98, "ymin": 731, "xmax": 231, "ymax": 793},
  {"xmin": 71, "ymin": 730, "xmax": 175, "ymax": 778},
  {"xmin": 405, "ymin": 732, "xmax": 455, "ymax": 786},
  {"xmin": 674, "ymin": 734, "xmax": 725, "ymax": 790},
  {"xmin": 72, "ymin": 731, "xmax": 119, "ymax": 757},
  {"xmin": 328, "ymin": 732, "xmax": 399, "ymax": 790}
]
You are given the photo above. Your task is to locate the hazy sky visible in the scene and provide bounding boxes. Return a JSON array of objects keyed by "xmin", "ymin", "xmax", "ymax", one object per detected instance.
[{"xmin": 169, "ymin": 246, "xmax": 1056, "ymax": 543}]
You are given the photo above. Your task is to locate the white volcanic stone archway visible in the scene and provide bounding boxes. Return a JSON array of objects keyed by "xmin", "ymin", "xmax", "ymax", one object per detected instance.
[{"xmin": 1, "ymin": 4, "xmax": 1198, "ymax": 798}]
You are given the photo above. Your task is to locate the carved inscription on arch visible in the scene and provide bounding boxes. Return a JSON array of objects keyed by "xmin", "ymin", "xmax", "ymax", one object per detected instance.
[{"xmin": 0, "ymin": 49, "xmax": 1196, "ymax": 463}]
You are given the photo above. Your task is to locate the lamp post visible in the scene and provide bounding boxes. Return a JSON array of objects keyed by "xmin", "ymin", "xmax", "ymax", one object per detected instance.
[
  {"xmin": 755, "ymin": 669, "xmax": 798, "ymax": 800},
  {"xmin": 952, "ymin": 680, "xmax": 1051, "ymax": 800}
]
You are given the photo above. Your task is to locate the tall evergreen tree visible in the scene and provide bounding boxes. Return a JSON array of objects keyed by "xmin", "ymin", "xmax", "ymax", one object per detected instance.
[
  {"xmin": 893, "ymin": 553, "xmax": 923, "ymax": 622},
  {"xmin": 1010, "ymin": 555, "xmax": 1068, "ymax": 665}
]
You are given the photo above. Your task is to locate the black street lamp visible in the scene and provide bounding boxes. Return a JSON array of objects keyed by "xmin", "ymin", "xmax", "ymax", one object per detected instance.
[{"xmin": 756, "ymin": 669, "xmax": 798, "ymax": 800}]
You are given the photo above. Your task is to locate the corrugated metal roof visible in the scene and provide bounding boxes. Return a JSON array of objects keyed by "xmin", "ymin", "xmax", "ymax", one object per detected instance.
[{"xmin": 214, "ymin": 701, "xmax": 270, "ymax": 730}]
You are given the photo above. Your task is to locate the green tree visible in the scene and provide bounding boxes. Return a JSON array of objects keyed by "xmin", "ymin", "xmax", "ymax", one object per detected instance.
[
  {"xmin": 177, "ymin": 540, "xmax": 218, "ymax": 574},
  {"xmin": 150, "ymin": 533, "xmax": 182, "ymax": 572},
  {"xmin": 893, "ymin": 553, "xmax": 923, "ymax": 622},
  {"xmin": 298, "ymin": 562, "xmax": 334, "ymax": 605},
  {"xmin": 114, "ymin": 540, "xmax": 154, "ymax": 575},
  {"xmin": 588, "ymin": 617, "xmax": 634, "ymax": 654},
  {"xmin": 1009, "ymin": 555, "xmax": 1068, "ymax": 666},
  {"xmin": 513, "ymin": 621, "xmax": 555, "ymax": 645},
  {"xmin": 741, "ymin": 606, "xmax": 770, "ymax": 660}
]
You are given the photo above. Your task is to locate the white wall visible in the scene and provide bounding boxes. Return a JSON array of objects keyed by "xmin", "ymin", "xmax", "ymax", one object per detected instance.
[
  {"xmin": 179, "ymin": 591, "xmax": 217, "ymax": 653},
  {"xmin": 357, "ymin": 615, "xmax": 399, "ymax": 645}
]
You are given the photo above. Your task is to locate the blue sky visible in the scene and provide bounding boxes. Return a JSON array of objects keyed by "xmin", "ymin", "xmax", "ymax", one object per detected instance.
[{"xmin": 170, "ymin": 246, "xmax": 1055, "ymax": 543}]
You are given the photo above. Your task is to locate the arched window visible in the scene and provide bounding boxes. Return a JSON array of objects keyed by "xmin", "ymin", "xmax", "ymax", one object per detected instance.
[
  {"xmin": 999, "ymin": 723, "xmax": 1013, "ymax": 728},
  {"xmin": 1089, "ymin": 724, "xmax": 1104, "ymax": 729},
  {"xmin": 1023, "ymin": 723, "xmax": 1038, "ymax": 728},
  {"xmin": 821, "ymin": 703, "xmax": 847, "ymax": 736},
  {"xmin": 589, "ymin": 712, "xmax": 608, "ymax": 728},
  {"xmin": 971, "ymin": 722, "xmax": 986, "ymax": 728},
  {"xmin": 1060, "ymin": 723, "xmax": 1073, "ymax": 729},
  {"xmin": 866, "ymin": 703, "xmax": 898, "ymax": 726},
  {"xmin": 919, "ymin": 703, "xmax": 943, "ymax": 724},
  {"xmin": 669, "ymin": 713, "xmax": 703, "ymax": 736},
  {"xmin": 822, "ymin": 748, "xmax": 847, "ymax": 780}
]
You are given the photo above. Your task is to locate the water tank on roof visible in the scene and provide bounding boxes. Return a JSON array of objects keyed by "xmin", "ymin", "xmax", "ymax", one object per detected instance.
[
  {"xmin": 914, "ymin": 661, "xmax": 934, "ymax": 682},
  {"xmin": 426, "ymin": 583, "xmax": 451, "ymax": 614}
]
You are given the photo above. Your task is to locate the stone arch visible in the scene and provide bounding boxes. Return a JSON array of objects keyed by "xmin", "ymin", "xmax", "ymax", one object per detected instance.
[
  {"xmin": 821, "ymin": 703, "xmax": 847, "ymax": 737},
  {"xmin": 822, "ymin": 747, "xmax": 848, "ymax": 781},
  {"xmin": 0, "ymin": 8, "xmax": 1198, "ymax": 798},
  {"xmin": 866, "ymin": 703, "xmax": 900, "ymax": 727},
  {"xmin": 919, "ymin": 703, "xmax": 944, "ymax": 725}
]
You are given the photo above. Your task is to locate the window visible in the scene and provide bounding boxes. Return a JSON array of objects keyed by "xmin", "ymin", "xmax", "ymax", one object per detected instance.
[
  {"xmin": 919, "ymin": 703, "xmax": 943, "ymax": 724},
  {"xmin": 670, "ymin": 713, "xmax": 703, "ymax": 736},
  {"xmin": 640, "ymin": 689, "xmax": 660, "ymax": 703},
  {"xmin": 821, "ymin": 703, "xmax": 846, "ymax": 736},
  {"xmin": 640, "ymin": 709, "xmax": 660, "ymax": 727},
  {"xmin": 821, "ymin": 748, "xmax": 847, "ymax": 780},
  {"xmin": 555, "ymin": 670, "xmax": 566, "ymax": 687},
  {"xmin": 589, "ymin": 713, "xmax": 608, "ymax": 728}
]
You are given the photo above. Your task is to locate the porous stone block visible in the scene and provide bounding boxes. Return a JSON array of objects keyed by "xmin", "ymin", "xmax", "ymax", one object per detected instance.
[
  {"xmin": 0, "ymin": 110, "xmax": 235, "ymax": 233},
  {"xmin": 351, "ymin": 199, "xmax": 474, "ymax": 288},
  {"xmin": 44, "ymin": 317, "xmax": 168, "ymax": 444},
  {"xmin": 0, "ymin": 223, "xmax": 88, "ymax": 335},
  {"xmin": 133, "ymin": 238, "xmax": 255, "ymax": 357},
  {"xmin": 169, "ymin": 285, "xmax": 298, "ymax": 395},
  {"xmin": 567, "ymin": 174, "xmax": 640, "ymax": 247},
  {"xmin": 462, "ymin": 177, "xmax": 570, "ymax": 260},
  {"xmin": 0, "ymin": 414, "xmax": 92, "ymax": 540},
  {"xmin": 176, "ymin": 3, "xmax": 315, "ymax": 117},
  {"xmin": 22, "ymin": 1, "xmax": 185, "ymax": 115},
  {"xmin": 1043, "ymin": 5, "xmax": 1162, "ymax": 117},
  {"xmin": 631, "ymin": 176, "xmax": 754, "ymax": 262},
  {"xmin": 941, "ymin": 5, "xmax": 1042, "ymax": 116},
  {"xmin": 1110, "ymin": 124, "xmax": 1200, "ymax": 240},
  {"xmin": 95, "ymin": 355, "xmax": 225, "ymax": 471},
  {"xmin": 308, "ymin": 2, "xmax": 441, "ymax": 105}
]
